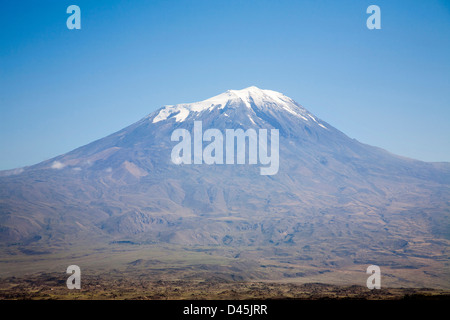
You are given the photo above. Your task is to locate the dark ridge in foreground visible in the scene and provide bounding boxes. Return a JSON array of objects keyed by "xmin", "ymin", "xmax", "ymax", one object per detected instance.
[{"xmin": 1, "ymin": 274, "xmax": 449, "ymax": 300}]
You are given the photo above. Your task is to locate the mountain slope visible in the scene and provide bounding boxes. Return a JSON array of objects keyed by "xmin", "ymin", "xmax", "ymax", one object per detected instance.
[{"xmin": 0, "ymin": 86, "xmax": 449, "ymax": 287}]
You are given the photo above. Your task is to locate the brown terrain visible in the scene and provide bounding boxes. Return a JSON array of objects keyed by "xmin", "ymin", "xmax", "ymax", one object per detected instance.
[{"xmin": 1, "ymin": 275, "xmax": 449, "ymax": 300}]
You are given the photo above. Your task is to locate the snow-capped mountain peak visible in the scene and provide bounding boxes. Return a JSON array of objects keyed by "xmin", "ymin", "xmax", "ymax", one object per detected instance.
[{"xmin": 151, "ymin": 86, "xmax": 326, "ymax": 129}]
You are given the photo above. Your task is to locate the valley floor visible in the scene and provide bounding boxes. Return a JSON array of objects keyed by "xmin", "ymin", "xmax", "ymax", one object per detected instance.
[{"xmin": 1, "ymin": 242, "xmax": 449, "ymax": 300}]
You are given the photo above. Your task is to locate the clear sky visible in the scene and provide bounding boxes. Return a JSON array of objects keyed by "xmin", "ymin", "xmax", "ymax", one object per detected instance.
[{"xmin": 1, "ymin": 0, "xmax": 449, "ymax": 170}]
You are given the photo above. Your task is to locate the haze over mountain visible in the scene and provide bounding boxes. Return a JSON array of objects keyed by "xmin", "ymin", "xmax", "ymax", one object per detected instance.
[{"xmin": 0, "ymin": 86, "xmax": 449, "ymax": 288}]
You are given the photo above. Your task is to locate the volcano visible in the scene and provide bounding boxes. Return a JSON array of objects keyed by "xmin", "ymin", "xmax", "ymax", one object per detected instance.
[{"xmin": 1, "ymin": 86, "xmax": 449, "ymax": 287}]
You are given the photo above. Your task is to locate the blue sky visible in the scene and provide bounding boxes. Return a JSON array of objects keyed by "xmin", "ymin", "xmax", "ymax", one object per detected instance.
[{"xmin": 1, "ymin": 0, "xmax": 449, "ymax": 170}]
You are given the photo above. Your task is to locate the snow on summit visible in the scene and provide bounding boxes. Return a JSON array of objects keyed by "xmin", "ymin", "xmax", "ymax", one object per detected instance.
[{"xmin": 151, "ymin": 86, "xmax": 327, "ymax": 128}]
